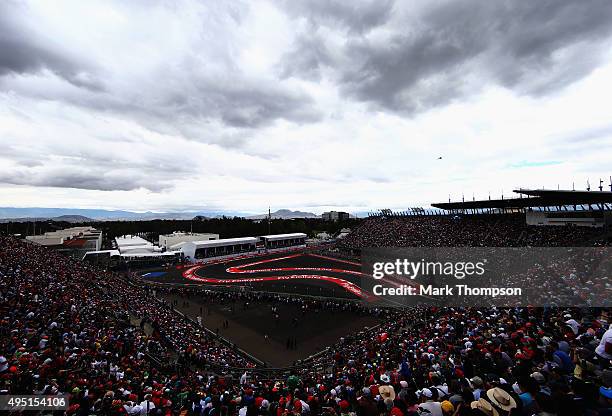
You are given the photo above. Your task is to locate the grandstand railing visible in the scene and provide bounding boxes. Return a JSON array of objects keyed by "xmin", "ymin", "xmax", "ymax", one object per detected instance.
[
  {"xmin": 369, "ymin": 205, "xmax": 612, "ymax": 218},
  {"xmin": 144, "ymin": 281, "xmax": 365, "ymax": 304}
]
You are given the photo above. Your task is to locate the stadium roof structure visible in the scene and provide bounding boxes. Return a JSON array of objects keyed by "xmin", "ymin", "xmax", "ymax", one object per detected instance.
[{"xmin": 432, "ymin": 189, "xmax": 612, "ymax": 212}]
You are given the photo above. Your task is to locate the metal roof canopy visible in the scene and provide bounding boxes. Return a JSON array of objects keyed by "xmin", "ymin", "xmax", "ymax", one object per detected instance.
[
  {"xmin": 120, "ymin": 251, "xmax": 180, "ymax": 258},
  {"xmin": 83, "ymin": 249, "xmax": 120, "ymax": 257},
  {"xmin": 115, "ymin": 235, "xmax": 151, "ymax": 247},
  {"xmin": 259, "ymin": 233, "xmax": 307, "ymax": 241},
  {"xmin": 432, "ymin": 189, "xmax": 612, "ymax": 210}
]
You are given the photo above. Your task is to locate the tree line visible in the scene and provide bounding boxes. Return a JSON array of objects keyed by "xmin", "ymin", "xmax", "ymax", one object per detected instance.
[{"xmin": 2, "ymin": 216, "xmax": 360, "ymax": 249}]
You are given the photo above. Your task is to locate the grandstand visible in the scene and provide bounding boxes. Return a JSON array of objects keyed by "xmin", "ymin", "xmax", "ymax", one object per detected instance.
[
  {"xmin": 430, "ymin": 189, "xmax": 612, "ymax": 228},
  {"xmin": 259, "ymin": 232, "xmax": 307, "ymax": 249},
  {"xmin": 433, "ymin": 188, "xmax": 612, "ymax": 212},
  {"xmin": 181, "ymin": 233, "xmax": 307, "ymax": 262},
  {"xmin": 182, "ymin": 237, "xmax": 259, "ymax": 261},
  {"xmin": 1, "ymin": 199, "xmax": 611, "ymax": 415}
]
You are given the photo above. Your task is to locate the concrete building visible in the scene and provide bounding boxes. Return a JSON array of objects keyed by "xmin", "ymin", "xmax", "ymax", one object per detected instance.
[
  {"xmin": 158, "ymin": 232, "xmax": 218, "ymax": 251},
  {"xmin": 321, "ymin": 211, "xmax": 350, "ymax": 221},
  {"xmin": 26, "ymin": 226, "xmax": 102, "ymax": 259},
  {"xmin": 26, "ymin": 226, "xmax": 102, "ymax": 249},
  {"xmin": 25, "ymin": 234, "xmax": 64, "ymax": 246}
]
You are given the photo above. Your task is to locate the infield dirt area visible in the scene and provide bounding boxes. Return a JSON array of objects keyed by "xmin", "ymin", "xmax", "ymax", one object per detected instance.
[{"xmin": 159, "ymin": 291, "xmax": 381, "ymax": 367}]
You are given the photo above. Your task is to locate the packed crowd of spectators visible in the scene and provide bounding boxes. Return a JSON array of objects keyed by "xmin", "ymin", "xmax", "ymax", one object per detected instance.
[
  {"xmin": 339, "ymin": 215, "xmax": 608, "ymax": 250},
  {"xmin": 0, "ymin": 235, "xmax": 253, "ymax": 410},
  {"xmin": 1, "ymin": 214, "xmax": 611, "ymax": 415},
  {"xmin": 296, "ymin": 305, "xmax": 612, "ymax": 416}
]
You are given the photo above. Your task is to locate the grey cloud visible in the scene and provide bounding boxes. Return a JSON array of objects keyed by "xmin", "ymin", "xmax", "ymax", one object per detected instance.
[
  {"xmin": 339, "ymin": 29, "xmax": 480, "ymax": 112},
  {"xmin": 482, "ymin": 1, "xmax": 612, "ymax": 95},
  {"xmin": 559, "ymin": 124, "xmax": 612, "ymax": 144},
  {"xmin": 1, "ymin": 145, "xmax": 45, "ymax": 168},
  {"xmin": 0, "ymin": 2, "xmax": 103, "ymax": 91},
  {"xmin": 280, "ymin": 0, "xmax": 612, "ymax": 114},
  {"xmin": 0, "ymin": 142, "xmax": 186, "ymax": 192},
  {"xmin": 549, "ymin": 125, "xmax": 612, "ymax": 157},
  {"xmin": 280, "ymin": 0, "xmax": 395, "ymax": 34},
  {"xmin": 194, "ymin": 80, "xmax": 321, "ymax": 128},
  {"xmin": 279, "ymin": 31, "xmax": 334, "ymax": 81},
  {"xmin": 0, "ymin": 69, "xmax": 319, "ymax": 137},
  {"xmin": 303, "ymin": 202, "xmax": 366, "ymax": 208},
  {"xmin": 0, "ymin": 1, "xmax": 319, "ymax": 135},
  {"xmin": 0, "ymin": 170, "xmax": 169, "ymax": 192},
  {"xmin": 77, "ymin": 79, "xmax": 322, "ymax": 142},
  {"xmin": 15, "ymin": 159, "xmax": 44, "ymax": 168}
]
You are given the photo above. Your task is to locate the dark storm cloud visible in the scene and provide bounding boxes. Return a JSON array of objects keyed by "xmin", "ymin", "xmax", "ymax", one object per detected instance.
[{"xmin": 280, "ymin": 0, "xmax": 612, "ymax": 114}]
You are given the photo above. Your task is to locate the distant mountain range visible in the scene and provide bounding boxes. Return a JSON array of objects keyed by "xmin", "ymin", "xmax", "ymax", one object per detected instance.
[
  {"xmin": 0, "ymin": 207, "xmax": 323, "ymax": 222},
  {"xmin": 51, "ymin": 215, "xmax": 96, "ymax": 222},
  {"xmin": 0, "ymin": 207, "xmax": 244, "ymax": 222},
  {"xmin": 0, "ymin": 215, "xmax": 96, "ymax": 223},
  {"xmin": 247, "ymin": 209, "xmax": 319, "ymax": 220}
]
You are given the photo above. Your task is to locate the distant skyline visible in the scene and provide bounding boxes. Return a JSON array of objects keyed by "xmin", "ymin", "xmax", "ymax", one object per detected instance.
[{"xmin": 1, "ymin": 1, "xmax": 612, "ymax": 213}]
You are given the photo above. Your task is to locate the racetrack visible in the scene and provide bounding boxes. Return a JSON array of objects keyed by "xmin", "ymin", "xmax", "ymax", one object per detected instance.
[{"xmin": 142, "ymin": 251, "xmax": 371, "ymax": 300}]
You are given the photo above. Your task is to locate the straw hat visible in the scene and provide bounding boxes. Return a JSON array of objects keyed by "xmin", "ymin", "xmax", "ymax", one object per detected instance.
[
  {"xmin": 378, "ymin": 385, "xmax": 396, "ymax": 401},
  {"xmin": 486, "ymin": 387, "xmax": 516, "ymax": 412},
  {"xmin": 470, "ymin": 398, "xmax": 499, "ymax": 416}
]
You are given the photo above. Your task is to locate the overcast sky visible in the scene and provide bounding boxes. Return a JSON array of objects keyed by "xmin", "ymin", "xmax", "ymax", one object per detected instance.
[{"xmin": 1, "ymin": 0, "xmax": 612, "ymax": 214}]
